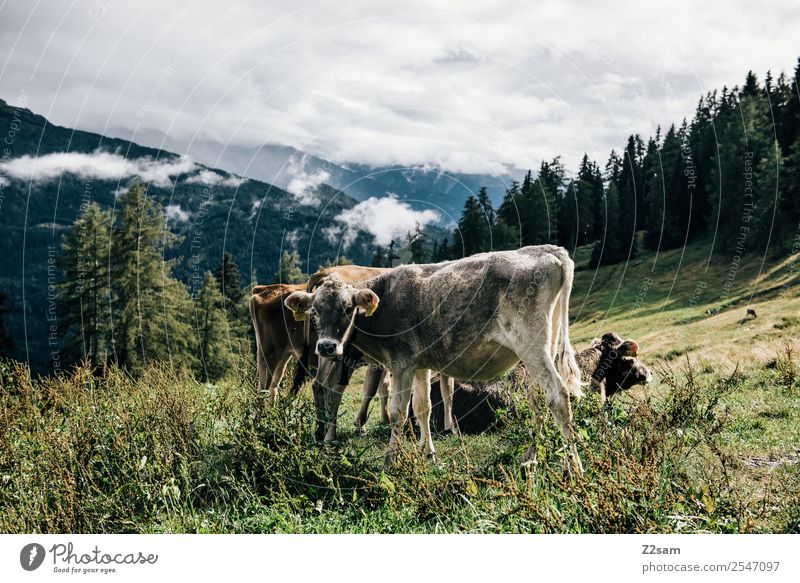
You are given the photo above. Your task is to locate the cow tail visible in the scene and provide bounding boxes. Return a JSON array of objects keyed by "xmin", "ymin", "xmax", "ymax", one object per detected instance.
[{"xmin": 556, "ymin": 254, "xmax": 583, "ymax": 399}]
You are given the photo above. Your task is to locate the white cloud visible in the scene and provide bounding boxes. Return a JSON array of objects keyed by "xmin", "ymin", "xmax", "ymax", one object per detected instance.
[
  {"xmin": 184, "ymin": 169, "xmax": 246, "ymax": 188},
  {"xmin": 285, "ymin": 228, "xmax": 301, "ymax": 250},
  {"xmin": 164, "ymin": 204, "xmax": 190, "ymax": 222},
  {"xmin": 0, "ymin": 150, "xmax": 196, "ymax": 187},
  {"xmin": 284, "ymin": 156, "xmax": 330, "ymax": 205},
  {"xmin": 249, "ymin": 198, "xmax": 262, "ymax": 219},
  {"xmin": 0, "ymin": 176, "xmax": 8, "ymax": 187},
  {"xmin": 330, "ymin": 195, "xmax": 439, "ymax": 246}
]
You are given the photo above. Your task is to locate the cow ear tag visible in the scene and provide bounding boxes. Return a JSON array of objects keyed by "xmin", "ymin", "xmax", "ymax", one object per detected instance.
[
  {"xmin": 364, "ymin": 300, "xmax": 379, "ymax": 317},
  {"xmin": 293, "ymin": 311, "xmax": 306, "ymax": 321}
]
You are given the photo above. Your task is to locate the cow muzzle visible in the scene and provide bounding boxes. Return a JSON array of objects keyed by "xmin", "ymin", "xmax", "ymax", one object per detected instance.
[{"xmin": 316, "ymin": 338, "xmax": 343, "ymax": 359}]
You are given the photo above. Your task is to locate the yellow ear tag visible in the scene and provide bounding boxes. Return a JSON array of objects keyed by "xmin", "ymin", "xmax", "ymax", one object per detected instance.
[
  {"xmin": 364, "ymin": 301, "xmax": 378, "ymax": 317},
  {"xmin": 293, "ymin": 311, "xmax": 306, "ymax": 321}
]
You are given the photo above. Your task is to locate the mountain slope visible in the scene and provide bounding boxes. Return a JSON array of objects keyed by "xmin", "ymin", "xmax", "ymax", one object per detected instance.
[
  {"xmin": 569, "ymin": 235, "xmax": 800, "ymax": 366},
  {"xmin": 0, "ymin": 98, "xmax": 372, "ymax": 372}
]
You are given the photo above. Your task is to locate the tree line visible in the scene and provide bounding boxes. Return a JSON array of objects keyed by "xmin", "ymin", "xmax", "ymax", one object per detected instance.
[
  {"xmin": 371, "ymin": 60, "xmax": 800, "ymax": 268},
  {"xmin": 53, "ymin": 181, "xmax": 250, "ymax": 380}
]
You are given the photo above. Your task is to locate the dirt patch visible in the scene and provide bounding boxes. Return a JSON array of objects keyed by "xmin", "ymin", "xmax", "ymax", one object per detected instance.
[{"xmin": 739, "ymin": 449, "xmax": 800, "ymax": 468}]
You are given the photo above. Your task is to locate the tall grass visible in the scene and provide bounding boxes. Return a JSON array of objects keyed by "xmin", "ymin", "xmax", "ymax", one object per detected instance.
[{"xmin": 0, "ymin": 357, "xmax": 796, "ymax": 533}]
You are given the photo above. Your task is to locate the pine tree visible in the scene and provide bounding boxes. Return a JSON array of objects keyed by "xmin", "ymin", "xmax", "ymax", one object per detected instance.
[
  {"xmin": 57, "ymin": 202, "xmax": 112, "ymax": 368},
  {"xmin": 475, "ymin": 186, "xmax": 495, "ymax": 250},
  {"xmin": 687, "ymin": 95, "xmax": 715, "ymax": 236},
  {"xmin": 456, "ymin": 195, "xmax": 485, "ymax": 256},
  {"xmin": 406, "ymin": 224, "xmax": 429, "ymax": 263},
  {"xmin": 193, "ymin": 272, "xmax": 237, "ymax": 381},
  {"xmin": 436, "ymin": 237, "xmax": 451, "ymax": 261},
  {"xmin": 110, "ymin": 181, "xmax": 195, "ymax": 372},
  {"xmin": 275, "ymin": 250, "xmax": 305, "ymax": 283},
  {"xmin": 214, "ymin": 252, "xmax": 243, "ymax": 308},
  {"xmin": 495, "ymin": 181, "xmax": 521, "ymax": 249},
  {"xmin": 589, "ymin": 159, "xmax": 606, "ymax": 244},
  {"xmin": 647, "ymin": 124, "xmax": 691, "ymax": 250},
  {"xmin": 590, "ymin": 181, "xmax": 624, "ymax": 267},
  {"xmin": 534, "ymin": 159, "xmax": 562, "ymax": 243},
  {"xmin": 477, "ymin": 186, "xmax": 495, "ymax": 224},
  {"xmin": 387, "ymin": 240, "xmax": 400, "ymax": 266},
  {"xmin": 605, "ymin": 149, "xmax": 623, "ymax": 187},
  {"xmin": 618, "ymin": 135, "xmax": 645, "ymax": 238},
  {"xmin": 371, "ymin": 245, "xmax": 387, "ymax": 267}
]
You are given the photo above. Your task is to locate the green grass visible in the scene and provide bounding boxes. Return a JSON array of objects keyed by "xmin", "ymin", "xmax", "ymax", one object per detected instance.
[{"xmin": 1, "ymin": 237, "xmax": 799, "ymax": 533}]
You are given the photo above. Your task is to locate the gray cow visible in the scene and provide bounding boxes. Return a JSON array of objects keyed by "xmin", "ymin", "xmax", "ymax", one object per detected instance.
[{"xmin": 285, "ymin": 245, "xmax": 583, "ymax": 469}]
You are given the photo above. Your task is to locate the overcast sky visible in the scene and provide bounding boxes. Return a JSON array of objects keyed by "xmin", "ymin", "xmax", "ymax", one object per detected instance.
[{"xmin": 1, "ymin": 0, "xmax": 798, "ymax": 175}]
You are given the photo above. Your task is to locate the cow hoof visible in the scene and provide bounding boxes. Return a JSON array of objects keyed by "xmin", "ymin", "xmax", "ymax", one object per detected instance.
[
  {"xmin": 356, "ymin": 425, "xmax": 367, "ymax": 437},
  {"xmin": 426, "ymin": 452, "xmax": 436, "ymax": 462}
]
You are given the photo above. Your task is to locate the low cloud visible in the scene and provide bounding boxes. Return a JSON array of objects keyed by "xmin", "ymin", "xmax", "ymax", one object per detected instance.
[
  {"xmin": 284, "ymin": 156, "xmax": 330, "ymax": 206},
  {"xmin": 0, "ymin": 150, "xmax": 196, "ymax": 187},
  {"xmin": 330, "ymin": 195, "xmax": 439, "ymax": 246},
  {"xmin": 249, "ymin": 198, "xmax": 262, "ymax": 219},
  {"xmin": 184, "ymin": 169, "xmax": 246, "ymax": 188},
  {"xmin": 164, "ymin": 204, "xmax": 190, "ymax": 222}
]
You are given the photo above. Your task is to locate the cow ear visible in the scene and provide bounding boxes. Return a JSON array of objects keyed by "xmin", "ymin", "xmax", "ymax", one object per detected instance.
[
  {"xmin": 619, "ymin": 340, "xmax": 639, "ymax": 356},
  {"xmin": 354, "ymin": 289, "xmax": 379, "ymax": 317},
  {"xmin": 285, "ymin": 291, "xmax": 314, "ymax": 321}
]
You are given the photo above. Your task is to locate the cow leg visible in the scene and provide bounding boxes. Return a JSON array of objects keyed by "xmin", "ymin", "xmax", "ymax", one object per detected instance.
[
  {"xmin": 521, "ymin": 347, "xmax": 582, "ymax": 474},
  {"xmin": 311, "ymin": 377, "xmax": 327, "ymax": 441},
  {"xmin": 266, "ymin": 352, "xmax": 292, "ymax": 408},
  {"xmin": 378, "ymin": 371, "xmax": 390, "ymax": 424},
  {"xmin": 316, "ymin": 357, "xmax": 345, "ymax": 443},
  {"xmin": 355, "ymin": 364, "xmax": 383, "ymax": 435},
  {"xmin": 438, "ymin": 373, "xmax": 457, "ymax": 433},
  {"xmin": 255, "ymin": 343, "xmax": 269, "ymax": 392},
  {"xmin": 385, "ymin": 367, "xmax": 415, "ymax": 466},
  {"xmin": 411, "ymin": 369, "xmax": 435, "ymax": 458}
]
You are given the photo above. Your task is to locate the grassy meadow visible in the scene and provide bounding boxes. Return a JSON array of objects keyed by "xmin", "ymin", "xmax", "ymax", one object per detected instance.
[{"xmin": 1, "ymin": 238, "xmax": 799, "ymax": 533}]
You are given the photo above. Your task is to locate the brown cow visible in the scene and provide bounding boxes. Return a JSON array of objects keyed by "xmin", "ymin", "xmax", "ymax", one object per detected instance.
[{"xmin": 248, "ymin": 265, "xmax": 389, "ymax": 437}]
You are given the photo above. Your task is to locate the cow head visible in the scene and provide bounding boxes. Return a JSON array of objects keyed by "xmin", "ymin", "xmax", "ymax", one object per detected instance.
[
  {"xmin": 604, "ymin": 356, "xmax": 653, "ymax": 397},
  {"xmin": 590, "ymin": 332, "xmax": 651, "ymax": 398},
  {"xmin": 284, "ymin": 274, "xmax": 379, "ymax": 359}
]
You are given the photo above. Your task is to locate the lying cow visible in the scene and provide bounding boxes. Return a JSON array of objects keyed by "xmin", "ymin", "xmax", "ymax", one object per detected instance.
[
  {"xmin": 286, "ymin": 245, "xmax": 584, "ymax": 469},
  {"xmin": 575, "ymin": 332, "xmax": 653, "ymax": 401},
  {"xmin": 410, "ymin": 335, "xmax": 652, "ymax": 434}
]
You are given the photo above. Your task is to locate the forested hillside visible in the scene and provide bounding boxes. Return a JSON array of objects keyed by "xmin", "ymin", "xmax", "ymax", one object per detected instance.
[
  {"xmin": 0, "ymin": 99, "xmax": 373, "ymax": 372},
  {"xmin": 433, "ymin": 61, "xmax": 800, "ymax": 268}
]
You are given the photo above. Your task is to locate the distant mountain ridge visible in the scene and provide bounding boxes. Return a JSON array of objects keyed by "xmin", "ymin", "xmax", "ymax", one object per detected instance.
[{"xmin": 110, "ymin": 127, "xmax": 516, "ymax": 222}]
